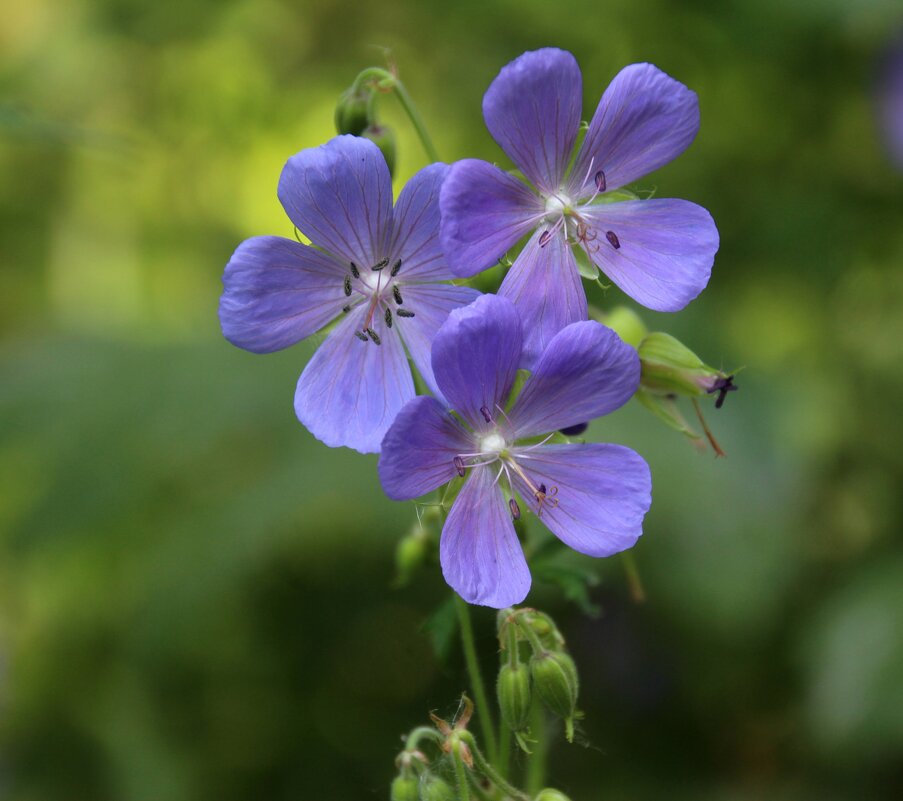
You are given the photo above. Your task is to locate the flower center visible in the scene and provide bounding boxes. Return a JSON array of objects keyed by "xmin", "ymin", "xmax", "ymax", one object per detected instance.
[
  {"xmin": 479, "ymin": 433, "xmax": 506, "ymax": 454},
  {"xmin": 543, "ymin": 192, "xmax": 571, "ymax": 222}
]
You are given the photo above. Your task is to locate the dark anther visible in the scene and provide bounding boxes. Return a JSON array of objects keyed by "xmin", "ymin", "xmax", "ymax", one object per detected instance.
[
  {"xmin": 349, "ymin": 262, "xmax": 360, "ymax": 278},
  {"xmin": 384, "ymin": 307, "xmax": 393, "ymax": 328},
  {"xmin": 605, "ymin": 230, "xmax": 621, "ymax": 249},
  {"xmin": 372, "ymin": 257, "xmax": 389, "ymax": 271},
  {"xmin": 706, "ymin": 375, "xmax": 738, "ymax": 409},
  {"xmin": 537, "ymin": 483, "xmax": 547, "ymax": 495},
  {"xmin": 343, "ymin": 275, "xmax": 352, "ymax": 296},
  {"xmin": 366, "ymin": 327, "xmax": 381, "ymax": 345},
  {"xmin": 354, "ymin": 330, "xmax": 369, "ymax": 342},
  {"xmin": 559, "ymin": 422, "xmax": 588, "ymax": 436},
  {"xmin": 594, "ymin": 170, "xmax": 606, "ymax": 192},
  {"xmin": 393, "ymin": 285, "xmax": 404, "ymax": 305},
  {"xmin": 342, "ymin": 304, "xmax": 351, "ymax": 314},
  {"xmin": 509, "ymin": 498, "xmax": 521, "ymax": 521},
  {"xmin": 397, "ymin": 309, "xmax": 415, "ymax": 318},
  {"xmin": 479, "ymin": 406, "xmax": 492, "ymax": 423},
  {"xmin": 538, "ymin": 230, "xmax": 552, "ymax": 248},
  {"xmin": 391, "ymin": 259, "xmax": 402, "ymax": 277},
  {"xmin": 453, "ymin": 456, "xmax": 466, "ymax": 478}
]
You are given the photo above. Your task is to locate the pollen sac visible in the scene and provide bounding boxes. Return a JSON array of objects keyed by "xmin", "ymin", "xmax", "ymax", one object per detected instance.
[
  {"xmin": 605, "ymin": 230, "xmax": 621, "ymax": 249},
  {"xmin": 393, "ymin": 285, "xmax": 404, "ymax": 305},
  {"xmin": 538, "ymin": 229, "xmax": 552, "ymax": 248},
  {"xmin": 396, "ymin": 309, "xmax": 415, "ymax": 318},
  {"xmin": 453, "ymin": 456, "xmax": 466, "ymax": 477},
  {"xmin": 384, "ymin": 307, "xmax": 393, "ymax": 328},
  {"xmin": 366, "ymin": 327, "xmax": 381, "ymax": 345},
  {"xmin": 509, "ymin": 498, "xmax": 521, "ymax": 520},
  {"xmin": 342, "ymin": 304, "xmax": 352, "ymax": 314},
  {"xmin": 594, "ymin": 169, "xmax": 606, "ymax": 192},
  {"xmin": 638, "ymin": 331, "xmax": 731, "ymax": 400},
  {"xmin": 354, "ymin": 330, "xmax": 368, "ymax": 342},
  {"xmin": 479, "ymin": 405, "xmax": 493, "ymax": 423},
  {"xmin": 707, "ymin": 374, "xmax": 738, "ymax": 409},
  {"xmin": 371, "ymin": 256, "xmax": 389, "ymax": 271},
  {"xmin": 349, "ymin": 262, "xmax": 360, "ymax": 278},
  {"xmin": 343, "ymin": 275, "xmax": 352, "ymax": 296},
  {"xmin": 391, "ymin": 259, "xmax": 402, "ymax": 277}
]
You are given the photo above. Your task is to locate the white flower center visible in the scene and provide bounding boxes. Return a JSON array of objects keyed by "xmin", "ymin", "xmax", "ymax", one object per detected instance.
[
  {"xmin": 479, "ymin": 433, "xmax": 506, "ymax": 454},
  {"xmin": 360, "ymin": 270, "xmax": 382, "ymax": 293},
  {"xmin": 543, "ymin": 192, "xmax": 571, "ymax": 222}
]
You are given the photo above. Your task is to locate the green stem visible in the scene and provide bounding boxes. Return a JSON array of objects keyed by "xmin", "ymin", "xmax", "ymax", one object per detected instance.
[
  {"xmin": 461, "ymin": 733, "xmax": 529, "ymax": 801},
  {"xmin": 525, "ymin": 697, "xmax": 548, "ymax": 797},
  {"xmin": 351, "ymin": 67, "xmax": 440, "ymax": 163},
  {"xmin": 454, "ymin": 594, "xmax": 499, "ymax": 766},
  {"xmin": 404, "ymin": 726, "xmax": 443, "ymax": 751},
  {"xmin": 621, "ymin": 550, "xmax": 646, "ymax": 604},
  {"xmin": 452, "ymin": 742, "xmax": 471, "ymax": 801}
]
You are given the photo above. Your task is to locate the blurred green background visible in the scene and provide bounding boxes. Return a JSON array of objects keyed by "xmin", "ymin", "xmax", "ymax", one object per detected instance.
[{"xmin": 3, "ymin": 0, "xmax": 903, "ymax": 799}]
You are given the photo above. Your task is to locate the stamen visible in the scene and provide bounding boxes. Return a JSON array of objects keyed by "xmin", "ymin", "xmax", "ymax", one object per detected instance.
[
  {"xmin": 354, "ymin": 330, "xmax": 369, "ymax": 342},
  {"xmin": 384, "ymin": 307, "xmax": 393, "ymax": 328},
  {"xmin": 605, "ymin": 230, "xmax": 621, "ymax": 250},
  {"xmin": 594, "ymin": 170, "xmax": 606, "ymax": 192},
  {"xmin": 391, "ymin": 259, "xmax": 402, "ymax": 277},
  {"xmin": 509, "ymin": 498, "xmax": 521, "ymax": 521},
  {"xmin": 349, "ymin": 262, "xmax": 360, "ymax": 279},
  {"xmin": 480, "ymin": 406, "xmax": 492, "ymax": 423},
  {"xmin": 372, "ymin": 257, "xmax": 389, "ymax": 271},
  {"xmin": 366, "ymin": 327, "xmax": 381, "ymax": 345},
  {"xmin": 393, "ymin": 285, "xmax": 404, "ymax": 305},
  {"xmin": 343, "ymin": 275, "xmax": 352, "ymax": 296},
  {"xmin": 342, "ymin": 304, "xmax": 351, "ymax": 313},
  {"xmin": 538, "ymin": 230, "xmax": 552, "ymax": 248},
  {"xmin": 397, "ymin": 309, "xmax": 415, "ymax": 318},
  {"xmin": 706, "ymin": 375, "xmax": 738, "ymax": 409},
  {"xmin": 453, "ymin": 456, "xmax": 466, "ymax": 477}
]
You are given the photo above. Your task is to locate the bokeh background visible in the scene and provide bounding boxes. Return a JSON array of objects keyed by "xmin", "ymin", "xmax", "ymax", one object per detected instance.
[{"xmin": 3, "ymin": 0, "xmax": 903, "ymax": 799}]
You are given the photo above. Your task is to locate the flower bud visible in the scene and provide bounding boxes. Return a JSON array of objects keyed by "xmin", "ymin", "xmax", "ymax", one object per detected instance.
[
  {"xmin": 600, "ymin": 305, "xmax": 647, "ymax": 348},
  {"xmin": 361, "ymin": 123, "xmax": 397, "ymax": 177},
  {"xmin": 497, "ymin": 662, "xmax": 532, "ymax": 733},
  {"xmin": 394, "ymin": 528, "xmax": 428, "ymax": 587},
  {"xmin": 534, "ymin": 790, "xmax": 574, "ymax": 801},
  {"xmin": 530, "ymin": 651, "xmax": 579, "ymax": 741},
  {"xmin": 419, "ymin": 775, "xmax": 455, "ymax": 801},
  {"xmin": 334, "ymin": 87, "xmax": 371, "ymax": 136},
  {"xmin": 391, "ymin": 773, "xmax": 420, "ymax": 801},
  {"xmin": 638, "ymin": 332, "xmax": 733, "ymax": 401}
]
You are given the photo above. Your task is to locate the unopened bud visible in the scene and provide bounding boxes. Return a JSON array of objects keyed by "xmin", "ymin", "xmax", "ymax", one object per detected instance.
[
  {"xmin": 497, "ymin": 662, "xmax": 532, "ymax": 733},
  {"xmin": 361, "ymin": 123, "xmax": 397, "ymax": 177},
  {"xmin": 599, "ymin": 305, "xmax": 647, "ymax": 348},
  {"xmin": 420, "ymin": 775, "xmax": 455, "ymax": 801},
  {"xmin": 639, "ymin": 332, "xmax": 733, "ymax": 402},
  {"xmin": 334, "ymin": 87, "xmax": 371, "ymax": 136},
  {"xmin": 534, "ymin": 790, "xmax": 574, "ymax": 801},
  {"xmin": 390, "ymin": 774, "xmax": 420, "ymax": 801},
  {"xmin": 394, "ymin": 528, "xmax": 429, "ymax": 587},
  {"xmin": 530, "ymin": 651, "xmax": 579, "ymax": 741}
]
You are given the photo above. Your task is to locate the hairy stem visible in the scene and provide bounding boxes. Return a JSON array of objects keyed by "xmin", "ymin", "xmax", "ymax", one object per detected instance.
[{"xmin": 454, "ymin": 594, "xmax": 499, "ymax": 766}]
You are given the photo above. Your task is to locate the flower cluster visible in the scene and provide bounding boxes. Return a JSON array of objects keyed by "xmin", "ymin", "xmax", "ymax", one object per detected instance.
[{"xmin": 219, "ymin": 48, "xmax": 721, "ymax": 607}]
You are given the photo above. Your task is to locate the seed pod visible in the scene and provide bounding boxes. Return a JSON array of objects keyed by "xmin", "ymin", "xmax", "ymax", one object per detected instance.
[
  {"xmin": 390, "ymin": 774, "xmax": 420, "ymax": 801},
  {"xmin": 334, "ymin": 87, "xmax": 371, "ymax": 136},
  {"xmin": 420, "ymin": 775, "xmax": 455, "ymax": 801},
  {"xmin": 534, "ymin": 789, "xmax": 574, "ymax": 801},
  {"xmin": 497, "ymin": 662, "xmax": 532, "ymax": 734},
  {"xmin": 530, "ymin": 650, "xmax": 579, "ymax": 741}
]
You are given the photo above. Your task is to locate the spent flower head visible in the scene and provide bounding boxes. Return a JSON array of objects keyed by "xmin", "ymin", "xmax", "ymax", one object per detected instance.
[
  {"xmin": 440, "ymin": 48, "xmax": 719, "ymax": 365},
  {"xmin": 219, "ymin": 135, "xmax": 479, "ymax": 453},
  {"xmin": 378, "ymin": 294, "xmax": 652, "ymax": 607}
]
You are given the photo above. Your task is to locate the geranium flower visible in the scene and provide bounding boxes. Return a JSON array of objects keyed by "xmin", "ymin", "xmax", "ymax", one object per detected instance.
[
  {"xmin": 440, "ymin": 48, "xmax": 719, "ymax": 365},
  {"xmin": 378, "ymin": 294, "xmax": 652, "ymax": 607},
  {"xmin": 219, "ymin": 135, "xmax": 479, "ymax": 453}
]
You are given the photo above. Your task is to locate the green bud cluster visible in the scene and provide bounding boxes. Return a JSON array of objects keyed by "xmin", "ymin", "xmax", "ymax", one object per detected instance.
[
  {"xmin": 496, "ymin": 608, "xmax": 581, "ymax": 748},
  {"xmin": 334, "ymin": 68, "xmax": 401, "ymax": 177},
  {"xmin": 534, "ymin": 790, "xmax": 575, "ymax": 801}
]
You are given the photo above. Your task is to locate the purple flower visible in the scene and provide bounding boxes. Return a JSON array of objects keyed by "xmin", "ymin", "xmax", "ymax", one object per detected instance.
[
  {"xmin": 219, "ymin": 135, "xmax": 480, "ymax": 453},
  {"xmin": 878, "ymin": 32, "xmax": 903, "ymax": 170},
  {"xmin": 378, "ymin": 294, "xmax": 652, "ymax": 608},
  {"xmin": 440, "ymin": 48, "xmax": 719, "ymax": 365}
]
